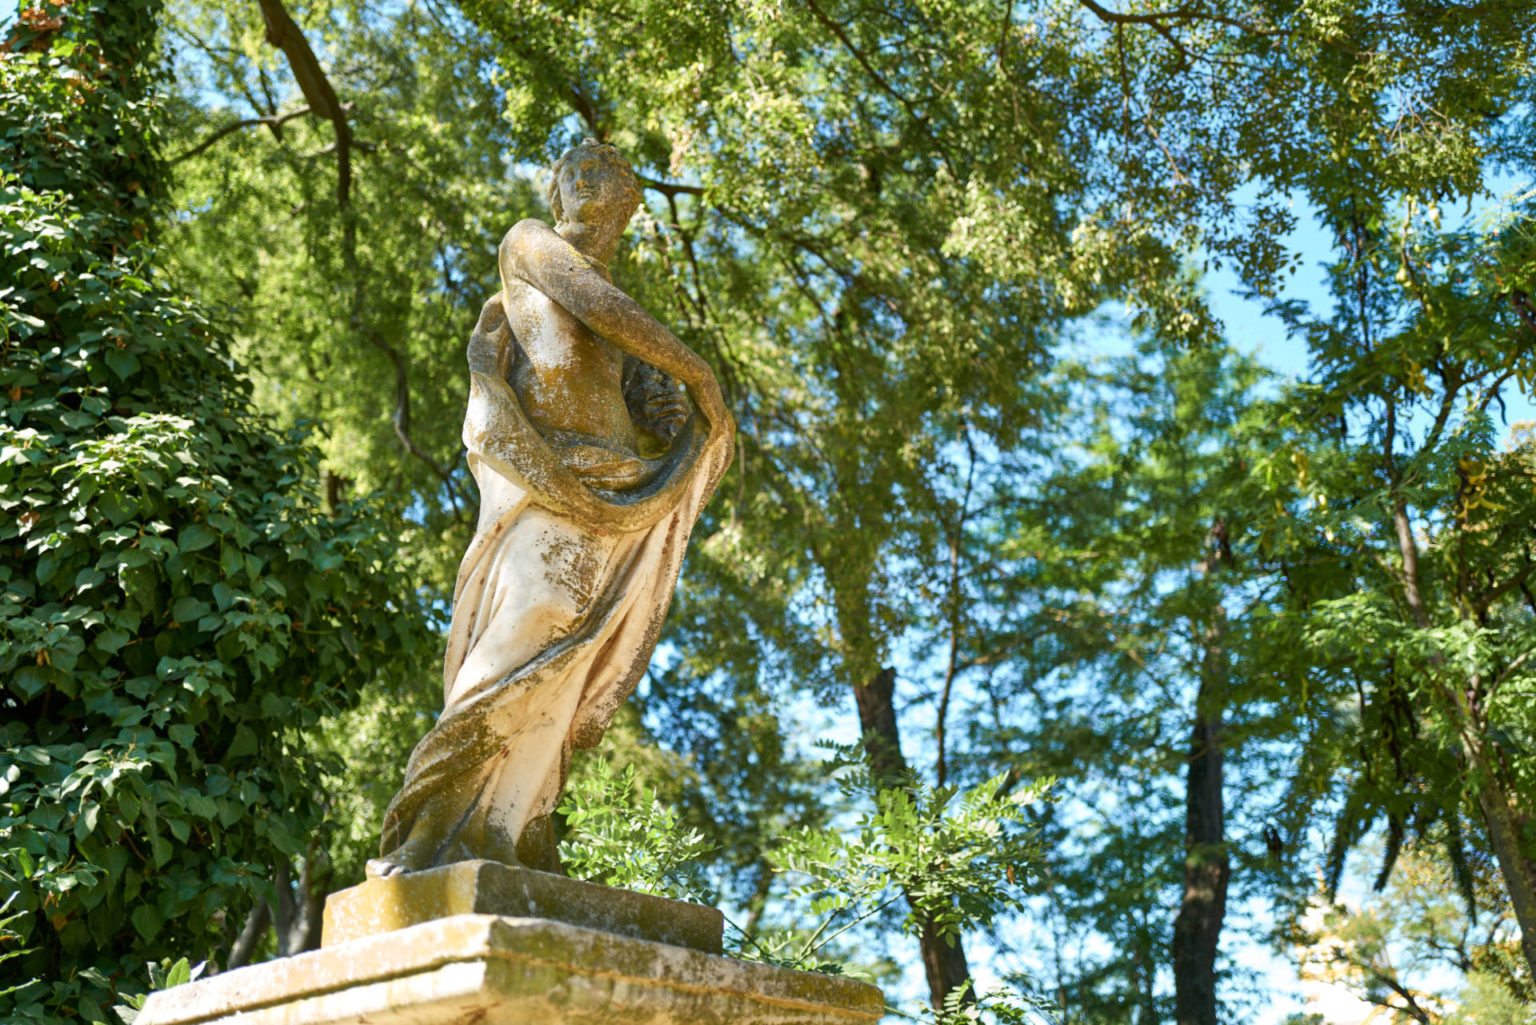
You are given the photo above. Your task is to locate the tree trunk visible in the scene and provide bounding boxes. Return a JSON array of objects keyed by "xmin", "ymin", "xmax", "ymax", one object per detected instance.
[
  {"xmin": 1394, "ymin": 479, "xmax": 1536, "ymax": 979},
  {"xmin": 272, "ymin": 846, "xmax": 330, "ymax": 956},
  {"xmin": 1468, "ymin": 746, "xmax": 1536, "ymax": 979},
  {"xmin": 226, "ymin": 899, "xmax": 272, "ymax": 971},
  {"xmin": 1134, "ymin": 914, "xmax": 1160, "ymax": 1025},
  {"xmin": 1171, "ymin": 706, "xmax": 1228, "ymax": 1025},
  {"xmin": 1389, "ymin": 480, "xmax": 1536, "ymax": 975},
  {"xmin": 1171, "ymin": 525, "xmax": 1231, "ymax": 1025},
  {"xmin": 853, "ymin": 667, "xmax": 972, "ymax": 1010}
]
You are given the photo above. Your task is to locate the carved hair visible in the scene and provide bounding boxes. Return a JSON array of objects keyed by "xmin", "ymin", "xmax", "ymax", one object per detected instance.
[{"xmin": 547, "ymin": 138, "xmax": 643, "ymax": 224}]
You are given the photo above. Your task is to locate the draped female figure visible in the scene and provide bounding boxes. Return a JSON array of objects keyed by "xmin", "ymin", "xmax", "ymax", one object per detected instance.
[{"xmin": 368, "ymin": 140, "xmax": 733, "ymax": 878}]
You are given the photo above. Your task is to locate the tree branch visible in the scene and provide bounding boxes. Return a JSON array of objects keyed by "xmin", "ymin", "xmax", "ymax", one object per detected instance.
[
  {"xmin": 636, "ymin": 173, "xmax": 704, "ymax": 197},
  {"xmin": 1074, "ymin": 0, "xmax": 1285, "ymax": 39},
  {"xmin": 256, "ymin": 0, "xmax": 353, "ymax": 210},
  {"xmin": 1353, "ymin": 962, "xmax": 1437, "ymax": 1025},
  {"xmin": 225, "ymin": 899, "xmax": 271, "ymax": 971},
  {"xmin": 569, "ymin": 81, "xmax": 604, "ymax": 138},
  {"xmin": 1510, "ymin": 290, "xmax": 1536, "ymax": 339},
  {"xmin": 171, "ymin": 105, "xmax": 319, "ymax": 163},
  {"xmin": 362, "ymin": 328, "xmax": 468, "ymax": 517},
  {"xmin": 801, "ymin": 0, "xmax": 956, "ymax": 173},
  {"xmin": 935, "ymin": 426, "xmax": 977, "ymax": 788}
]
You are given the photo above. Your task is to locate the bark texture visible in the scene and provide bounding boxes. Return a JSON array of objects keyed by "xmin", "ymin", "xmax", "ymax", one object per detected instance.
[
  {"xmin": 1171, "ymin": 522, "xmax": 1232, "ymax": 1025},
  {"xmin": 1170, "ymin": 707, "xmax": 1228, "ymax": 1025},
  {"xmin": 1470, "ymin": 752, "xmax": 1536, "ymax": 978}
]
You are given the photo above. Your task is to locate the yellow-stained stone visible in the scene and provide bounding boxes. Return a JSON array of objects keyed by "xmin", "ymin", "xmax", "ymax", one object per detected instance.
[
  {"xmin": 323, "ymin": 860, "xmax": 723, "ymax": 954},
  {"xmin": 135, "ymin": 915, "xmax": 885, "ymax": 1025}
]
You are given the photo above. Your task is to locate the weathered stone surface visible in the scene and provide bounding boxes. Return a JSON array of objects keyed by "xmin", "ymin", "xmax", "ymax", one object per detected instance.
[
  {"xmin": 323, "ymin": 860, "xmax": 724, "ymax": 954},
  {"xmin": 369, "ymin": 139, "xmax": 735, "ymax": 882},
  {"xmin": 136, "ymin": 915, "xmax": 883, "ymax": 1025}
]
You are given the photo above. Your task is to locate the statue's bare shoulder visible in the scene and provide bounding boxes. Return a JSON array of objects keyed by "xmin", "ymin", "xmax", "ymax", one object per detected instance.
[
  {"xmin": 499, "ymin": 218, "xmax": 572, "ymax": 286},
  {"xmin": 502, "ymin": 217, "xmax": 551, "ymax": 251}
]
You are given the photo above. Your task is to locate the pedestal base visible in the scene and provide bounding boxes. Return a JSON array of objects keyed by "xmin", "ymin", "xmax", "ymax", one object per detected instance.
[
  {"xmin": 323, "ymin": 860, "xmax": 724, "ymax": 954},
  {"xmin": 135, "ymin": 915, "xmax": 884, "ymax": 1025}
]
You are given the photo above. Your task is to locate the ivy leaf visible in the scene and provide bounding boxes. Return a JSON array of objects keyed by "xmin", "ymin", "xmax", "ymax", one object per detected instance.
[
  {"xmin": 105, "ymin": 349, "xmax": 140, "ymax": 380},
  {"xmin": 177, "ymin": 524, "xmax": 217, "ymax": 554},
  {"xmin": 129, "ymin": 905, "xmax": 162, "ymax": 943},
  {"xmin": 225, "ymin": 725, "xmax": 258, "ymax": 760}
]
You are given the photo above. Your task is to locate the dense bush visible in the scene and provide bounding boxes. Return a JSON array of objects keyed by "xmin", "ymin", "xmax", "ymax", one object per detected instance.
[{"xmin": 0, "ymin": 2, "xmax": 431, "ymax": 1020}]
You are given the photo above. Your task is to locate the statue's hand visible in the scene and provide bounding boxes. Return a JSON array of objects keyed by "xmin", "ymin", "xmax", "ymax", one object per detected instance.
[
  {"xmin": 623, "ymin": 358, "xmax": 690, "ymax": 445},
  {"xmin": 644, "ymin": 389, "xmax": 690, "ymax": 443}
]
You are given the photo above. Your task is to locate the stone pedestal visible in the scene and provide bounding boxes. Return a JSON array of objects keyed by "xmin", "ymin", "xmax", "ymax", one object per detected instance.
[
  {"xmin": 137, "ymin": 906, "xmax": 882, "ymax": 1025},
  {"xmin": 322, "ymin": 861, "xmax": 724, "ymax": 954}
]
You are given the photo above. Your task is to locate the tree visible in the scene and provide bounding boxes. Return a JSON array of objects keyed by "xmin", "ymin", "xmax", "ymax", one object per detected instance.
[
  {"xmin": 1259, "ymin": 195, "xmax": 1536, "ymax": 980},
  {"xmin": 0, "ymin": 2, "xmax": 432, "ymax": 1018},
  {"xmin": 161, "ymin": 0, "xmax": 536, "ymax": 592},
  {"xmin": 1291, "ymin": 837, "xmax": 1531, "ymax": 1023},
  {"xmin": 970, "ymin": 335, "xmax": 1310, "ymax": 1023},
  {"xmin": 147, "ymin": 0, "xmax": 1536, "ymax": 1012}
]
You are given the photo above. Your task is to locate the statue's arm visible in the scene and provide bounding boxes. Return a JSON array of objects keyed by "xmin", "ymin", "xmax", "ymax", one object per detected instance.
[{"xmin": 499, "ymin": 220, "xmax": 731, "ymax": 432}]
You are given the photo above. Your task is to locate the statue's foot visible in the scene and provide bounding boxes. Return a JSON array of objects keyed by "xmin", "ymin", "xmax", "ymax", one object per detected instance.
[
  {"xmin": 364, "ymin": 856, "xmax": 409, "ymax": 879},
  {"xmin": 366, "ymin": 834, "xmax": 437, "ymax": 879}
]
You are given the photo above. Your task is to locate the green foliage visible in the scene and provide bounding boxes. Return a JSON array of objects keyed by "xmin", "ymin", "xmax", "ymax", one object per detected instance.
[
  {"xmin": 146, "ymin": 0, "xmax": 1536, "ymax": 1011},
  {"xmin": 0, "ymin": 892, "xmax": 35, "ymax": 999},
  {"xmin": 557, "ymin": 757, "xmax": 715, "ymax": 901},
  {"xmin": 1290, "ymin": 838, "xmax": 1532, "ymax": 1022},
  {"xmin": 750, "ymin": 749, "xmax": 1052, "ymax": 973},
  {"xmin": 0, "ymin": 2, "xmax": 433, "ymax": 1020},
  {"xmin": 110, "ymin": 958, "xmax": 204, "ymax": 1025},
  {"xmin": 960, "ymin": 338, "xmax": 1301, "ymax": 1018},
  {"xmin": 307, "ymin": 675, "xmax": 439, "ymax": 888},
  {"xmin": 1251, "ymin": 177, "xmax": 1536, "ymax": 972},
  {"xmin": 556, "ymin": 744, "xmax": 1052, "ymax": 993},
  {"xmin": 924, "ymin": 981, "xmax": 1058, "ymax": 1025},
  {"xmin": 162, "ymin": 0, "xmax": 538, "ymax": 593}
]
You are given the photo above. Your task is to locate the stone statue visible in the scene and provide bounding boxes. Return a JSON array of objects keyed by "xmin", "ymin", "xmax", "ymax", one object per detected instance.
[{"xmin": 367, "ymin": 139, "xmax": 734, "ymax": 879}]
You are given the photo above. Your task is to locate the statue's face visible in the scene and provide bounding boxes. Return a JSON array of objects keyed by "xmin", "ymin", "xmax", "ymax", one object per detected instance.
[{"xmin": 555, "ymin": 149, "xmax": 638, "ymax": 229}]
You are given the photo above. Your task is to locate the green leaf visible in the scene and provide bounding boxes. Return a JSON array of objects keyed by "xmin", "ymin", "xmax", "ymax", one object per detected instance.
[
  {"xmin": 95, "ymin": 628, "xmax": 130, "ymax": 655},
  {"xmin": 129, "ymin": 905, "xmax": 162, "ymax": 942},
  {"xmin": 73, "ymin": 802, "xmax": 101, "ymax": 842},
  {"xmin": 118, "ymin": 789, "xmax": 140, "ymax": 826},
  {"xmin": 76, "ymin": 993, "xmax": 104, "ymax": 1023},
  {"xmin": 12, "ymin": 667, "xmax": 49, "ymax": 701},
  {"xmin": 178, "ymin": 523, "xmax": 217, "ymax": 554},
  {"xmin": 172, "ymin": 596, "xmax": 210, "ymax": 623},
  {"xmin": 105, "ymin": 348, "xmax": 140, "ymax": 380},
  {"xmin": 163, "ymin": 958, "xmax": 192, "ymax": 990},
  {"xmin": 74, "ymin": 567, "xmax": 106, "ymax": 591},
  {"xmin": 150, "ymin": 836, "xmax": 172, "ymax": 869},
  {"xmin": 225, "ymin": 725, "xmax": 258, "ymax": 759}
]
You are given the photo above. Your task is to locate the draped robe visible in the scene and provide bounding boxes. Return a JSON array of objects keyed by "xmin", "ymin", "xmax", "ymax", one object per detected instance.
[{"xmin": 377, "ymin": 297, "xmax": 731, "ymax": 871}]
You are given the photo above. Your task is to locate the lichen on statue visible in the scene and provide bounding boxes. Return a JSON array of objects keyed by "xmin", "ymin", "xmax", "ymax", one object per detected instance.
[{"xmin": 366, "ymin": 140, "xmax": 734, "ymax": 879}]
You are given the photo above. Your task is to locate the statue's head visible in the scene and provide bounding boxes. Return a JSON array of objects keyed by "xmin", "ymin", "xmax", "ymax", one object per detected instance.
[{"xmin": 548, "ymin": 138, "xmax": 643, "ymax": 232}]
